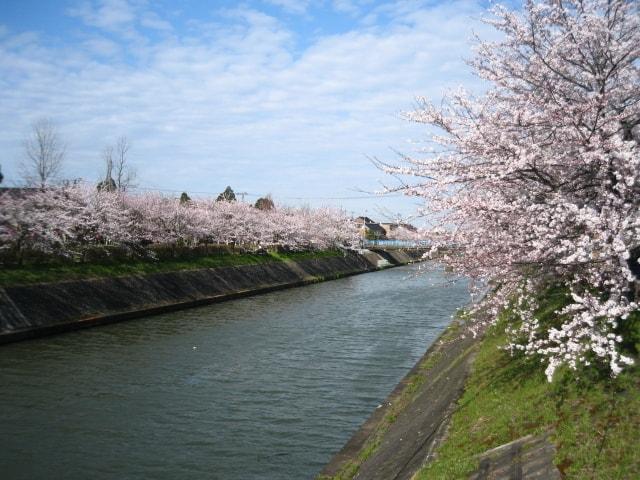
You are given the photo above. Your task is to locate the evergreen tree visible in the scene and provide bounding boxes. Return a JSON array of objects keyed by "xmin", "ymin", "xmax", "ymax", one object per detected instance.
[
  {"xmin": 216, "ymin": 186, "xmax": 236, "ymax": 202},
  {"xmin": 254, "ymin": 195, "xmax": 274, "ymax": 211}
]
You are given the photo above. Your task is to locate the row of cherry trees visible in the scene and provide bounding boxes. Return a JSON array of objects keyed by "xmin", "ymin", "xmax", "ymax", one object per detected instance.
[
  {"xmin": 386, "ymin": 0, "xmax": 639, "ymax": 380},
  {"xmin": 0, "ymin": 184, "xmax": 360, "ymax": 261}
]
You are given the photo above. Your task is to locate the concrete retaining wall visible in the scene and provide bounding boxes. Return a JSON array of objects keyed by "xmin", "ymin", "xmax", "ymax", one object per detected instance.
[
  {"xmin": 370, "ymin": 248, "xmax": 422, "ymax": 265},
  {"xmin": 0, "ymin": 250, "xmax": 415, "ymax": 344}
]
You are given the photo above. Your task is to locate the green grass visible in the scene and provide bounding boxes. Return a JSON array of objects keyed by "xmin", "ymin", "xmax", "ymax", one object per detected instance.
[
  {"xmin": 0, "ymin": 249, "xmax": 343, "ymax": 286},
  {"xmin": 415, "ymin": 296, "xmax": 640, "ymax": 480}
]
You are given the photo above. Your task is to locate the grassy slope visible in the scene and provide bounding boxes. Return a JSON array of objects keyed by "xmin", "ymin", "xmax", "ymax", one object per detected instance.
[
  {"xmin": 416, "ymin": 295, "xmax": 640, "ymax": 479},
  {"xmin": 0, "ymin": 250, "xmax": 342, "ymax": 286}
]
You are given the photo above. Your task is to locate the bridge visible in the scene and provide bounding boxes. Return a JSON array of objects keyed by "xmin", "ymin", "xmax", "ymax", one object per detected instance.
[{"xmin": 361, "ymin": 239, "xmax": 431, "ymax": 249}]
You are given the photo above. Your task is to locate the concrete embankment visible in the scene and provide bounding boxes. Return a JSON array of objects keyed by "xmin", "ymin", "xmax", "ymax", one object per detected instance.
[
  {"xmin": 320, "ymin": 305, "xmax": 564, "ymax": 480},
  {"xmin": 0, "ymin": 249, "xmax": 420, "ymax": 344},
  {"xmin": 319, "ymin": 317, "xmax": 484, "ymax": 480}
]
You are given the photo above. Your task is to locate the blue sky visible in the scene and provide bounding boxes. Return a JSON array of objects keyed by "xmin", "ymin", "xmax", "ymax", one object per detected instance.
[{"xmin": 0, "ymin": 0, "xmax": 504, "ymax": 220}]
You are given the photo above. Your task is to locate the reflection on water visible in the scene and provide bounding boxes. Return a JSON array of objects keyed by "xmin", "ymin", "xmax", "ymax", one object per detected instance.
[{"xmin": 0, "ymin": 264, "xmax": 469, "ymax": 480}]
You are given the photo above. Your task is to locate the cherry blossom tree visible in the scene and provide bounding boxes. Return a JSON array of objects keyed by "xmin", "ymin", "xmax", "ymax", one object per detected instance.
[
  {"xmin": 0, "ymin": 184, "xmax": 359, "ymax": 264},
  {"xmin": 383, "ymin": 0, "xmax": 640, "ymax": 379}
]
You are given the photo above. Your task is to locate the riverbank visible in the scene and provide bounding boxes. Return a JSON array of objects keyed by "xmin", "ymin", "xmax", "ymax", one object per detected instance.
[
  {"xmin": 318, "ymin": 312, "xmax": 485, "ymax": 480},
  {"xmin": 0, "ymin": 249, "xmax": 344, "ymax": 286},
  {"xmin": 320, "ymin": 294, "xmax": 639, "ymax": 479},
  {"xmin": 0, "ymin": 248, "xmax": 421, "ymax": 344},
  {"xmin": 414, "ymin": 312, "xmax": 639, "ymax": 479}
]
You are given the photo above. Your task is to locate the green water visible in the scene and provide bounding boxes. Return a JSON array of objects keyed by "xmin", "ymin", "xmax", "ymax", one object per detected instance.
[{"xmin": 0, "ymin": 264, "xmax": 469, "ymax": 479}]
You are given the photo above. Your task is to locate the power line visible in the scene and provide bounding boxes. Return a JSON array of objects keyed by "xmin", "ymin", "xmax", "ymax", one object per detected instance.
[
  {"xmin": 277, "ymin": 194, "xmax": 406, "ymax": 200},
  {"xmin": 128, "ymin": 184, "xmax": 406, "ymax": 201}
]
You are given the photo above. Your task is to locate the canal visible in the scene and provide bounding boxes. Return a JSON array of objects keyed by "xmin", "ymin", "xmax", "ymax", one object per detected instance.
[{"xmin": 0, "ymin": 264, "xmax": 469, "ymax": 480}]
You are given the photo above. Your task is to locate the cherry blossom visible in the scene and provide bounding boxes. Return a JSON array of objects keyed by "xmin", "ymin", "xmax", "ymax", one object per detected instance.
[
  {"xmin": 384, "ymin": 0, "xmax": 640, "ymax": 379},
  {"xmin": 0, "ymin": 184, "xmax": 360, "ymax": 263}
]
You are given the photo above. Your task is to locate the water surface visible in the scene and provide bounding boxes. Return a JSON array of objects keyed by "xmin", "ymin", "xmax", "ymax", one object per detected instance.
[{"xmin": 0, "ymin": 264, "xmax": 469, "ymax": 479}]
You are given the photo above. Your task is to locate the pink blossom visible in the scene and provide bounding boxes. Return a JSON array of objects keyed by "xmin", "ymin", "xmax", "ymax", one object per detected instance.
[{"xmin": 385, "ymin": 0, "xmax": 640, "ymax": 380}]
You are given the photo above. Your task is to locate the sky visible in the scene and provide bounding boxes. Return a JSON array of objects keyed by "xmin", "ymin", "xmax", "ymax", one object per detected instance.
[{"xmin": 0, "ymin": 0, "xmax": 507, "ymax": 221}]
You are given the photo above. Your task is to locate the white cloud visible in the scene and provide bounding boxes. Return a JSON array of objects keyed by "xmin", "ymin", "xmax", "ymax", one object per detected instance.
[
  {"xmin": 0, "ymin": 0, "xmax": 496, "ymax": 216},
  {"xmin": 262, "ymin": 0, "xmax": 313, "ymax": 15},
  {"xmin": 140, "ymin": 11, "xmax": 173, "ymax": 32},
  {"xmin": 67, "ymin": 0, "xmax": 137, "ymax": 32},
  {"xmin": 331, "ymin": 0, "xmax": 370, "ymax": 16},
  {"xmin": 82, "ymin": 35, "xmax": 121, "ymax": 57}
]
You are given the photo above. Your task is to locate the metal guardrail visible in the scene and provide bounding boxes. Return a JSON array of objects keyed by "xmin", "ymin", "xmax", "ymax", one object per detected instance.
[{"xmin": 362, "ymin": 239, "xmax": 431, "ymax": 249}]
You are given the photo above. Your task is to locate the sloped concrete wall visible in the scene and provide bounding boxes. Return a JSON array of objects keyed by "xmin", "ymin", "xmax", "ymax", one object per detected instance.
[
  {"xmin": 0, "ymin": 250, "xmax": 398, "ymax": 344},
  {"xmin": 370, "ymin": 248, "xmax": 424, "ymax": 265}
]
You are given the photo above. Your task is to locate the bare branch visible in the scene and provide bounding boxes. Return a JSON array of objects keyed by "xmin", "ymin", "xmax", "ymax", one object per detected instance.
[{"xmin": 20, "ymin": 118, "xmax": 65, "ymax": 188}]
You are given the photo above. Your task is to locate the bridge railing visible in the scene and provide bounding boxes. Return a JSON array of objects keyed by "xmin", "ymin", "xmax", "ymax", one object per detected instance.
[{"xmin": 361, "ymin": 239, "xmax": 431, "ymax": 249}]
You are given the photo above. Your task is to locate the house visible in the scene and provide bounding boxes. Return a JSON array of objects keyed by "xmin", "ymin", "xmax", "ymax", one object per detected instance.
[
  {"xmin": 355, "ymin": 216, "xmax": 387, "ymax": 240},
  {"xmin": 354, "ymin": 216, "xmax": 374, "ymax": 225},
  {"xmin": 379, "ymin": 222, "xmax": 417, "ymax": 238}
]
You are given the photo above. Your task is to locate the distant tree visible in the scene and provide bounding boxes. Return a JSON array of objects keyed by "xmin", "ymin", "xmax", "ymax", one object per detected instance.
[
  {"xmin": 364, "ymin": 229, "xmax": 377, "ymax": 241},
  {"xmin": 254, "ymin": 195, "xmax": 274, "ymax": 211},
  {"xmin": 96, "ymin": 177, "xmax": 117, "ymax": 192},
  {"xmin": 20, "ymin": 118, "xmax": 65, "ymax": 188},
  {"xmin": 99, "ymin": 136, "xmax": 136, "ymax": 192},
  {"xmin": 113, "ymin": 136, "xmax": 136, "ymax": 191},
  {"xmin": 216, "ymin": 186, "xmax": 236, "ymax": 202},
  {"xmin": 0, "ymin": 164, "xmax": 4, "ymax": 185},
  {"xmin": 179, "ymin": 192, "xmax": 191, "ymax": 204},
  {"xmin": 97, "ymin": 146, "xmax": 117, "ymax": 192},
  {"xmin": 0, "ymin": 183, "xmax": 361, "ymax": 264},
  {"xmin": 61, "ymin": 178, "xmax": 83, "ymax": 188}
]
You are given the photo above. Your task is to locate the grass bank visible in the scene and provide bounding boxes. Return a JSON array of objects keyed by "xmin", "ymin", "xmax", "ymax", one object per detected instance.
[
  {"xmin": 416, "ymin": 291, "xmax": 640, "ymax": 479},
  {"xmin": 0, "ymin": 249, "xmax": 343, "ymax": 287}
]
